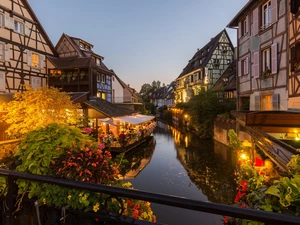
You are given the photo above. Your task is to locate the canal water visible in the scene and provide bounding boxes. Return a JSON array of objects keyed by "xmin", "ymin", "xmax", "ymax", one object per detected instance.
[{"xmin": 120, "ymin": 121, "xmax": 237, "ymax": 225}]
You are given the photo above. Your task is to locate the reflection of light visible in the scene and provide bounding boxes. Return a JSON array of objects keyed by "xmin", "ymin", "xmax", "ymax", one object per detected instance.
[
  {"xmin": 185, "ymin": 136, "xmax": 188, "ymax": 147},
  {"xmin": 296, "ymin": 135, "xmax": 300, "ymax": 141},
  {"xmin": 240, "ymin": 153, "xmax": 247, "ymax": 160}
]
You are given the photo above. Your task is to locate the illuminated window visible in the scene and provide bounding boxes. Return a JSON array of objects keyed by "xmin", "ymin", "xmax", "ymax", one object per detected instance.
[
  {"xmin": 262, "ymin": 1, "xmax": 271, "ymax": 29},
  {"xmin": 97, "ymin": 92, "xmax": 106, "ymax": 100},
  {"xmin": 261, "ymin": 95, "xmax": 272, "ymax": 110},
  {"xmin": 31, "ymin": 53, "xmax": 39, "ymax": 67},
  {"xmin": 14, "ymin": 20, "xmax": 24, "ymax": 34}
]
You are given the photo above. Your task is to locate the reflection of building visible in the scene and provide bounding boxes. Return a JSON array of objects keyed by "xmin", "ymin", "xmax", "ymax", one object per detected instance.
[
  {"xmin": 170, "ymin": 126, "xmax": 236, "ymax": 204},
  {"xmin": 174, "ymin": 29, "xmax": 234, "ymax": 103}
]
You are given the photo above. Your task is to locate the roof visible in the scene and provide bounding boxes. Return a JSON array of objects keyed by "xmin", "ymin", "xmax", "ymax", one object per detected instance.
[
  {"xmin": 22, "ymin": 0, "xmax": 57, "ymax": 56},
  {"xmin": 211, "ymin": 60, "xmax": 236, "ymax": 92},
  {"xmin": 227, "ymin": 1, "xmax": 256, "ymax": 27},
  {"xmin": 68, "ymin": 92, "xmax": 89, "ymax": 103},
  {"xmin": 47, "ymin": 56, "xmax": 91, "ymax": 69},
  {"xmin": 177, "ymin": 29, "xmax": 232, "ymax": 79},
  {"xmin": 84, "ymin": 98, "xmax": 136, "ymax": 117}
]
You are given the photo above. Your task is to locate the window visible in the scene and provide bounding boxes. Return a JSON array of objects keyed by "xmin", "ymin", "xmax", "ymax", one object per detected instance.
[
  {"xmin": 262, "ymin": 47, "xmax": 271, "ymax": 72},
  {"xmin": 239, "ymin": 57, "xmax": 249, "ymax": 76},
  {"xmin": 97, "ymin": 73, "xmax": 101, "ymax": 82},
  {"xmin": 261, "ymin": 94, "xmax": 272, "ymax": 110},
  {"xmin": 14, "ymin": 20, "xmax": 24, "ymax": 34},
  {"xmin": 291, "ymin": 0, "xmax": 300, "ymax": 15},
  {"xmin": 31, "ymin": 53, "xmax": 39, "ymax": 67},
  {"xmin": 96, "ymin": 58, "xmax": 100, "ymax": 66},
  {"xmin": 0, "ymin": 71, "xmax": 5, "ymax": 91},
  {"xmin": 101, "ymin": 74, "xmax": 106, "ymax": 83},
  {"xmin": 97, "ymin": 92, "xmax": 106, "ymax": 100},
  {"xmin": 262, "ymin": 1, "xmax": 272, "ymax": 29},
  {"xmin": 31, "ymin": 77, "xmax": 41, "ymax": 89},
  {"xmin": 242, "ymin": 18, "xmax": 247, "ymax": 35},
  {"xmin": 239, "ymin": 17, "xmax": 248, "ymax": 37},
  {"xmin": 291, "ymin": 42, "xmax": 300, "ymax": 71}
]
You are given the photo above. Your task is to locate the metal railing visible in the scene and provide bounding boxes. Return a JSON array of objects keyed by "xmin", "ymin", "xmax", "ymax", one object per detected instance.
[{"xmin": 0, "ymin": 169, "xmax": 299, "ymax": 225}]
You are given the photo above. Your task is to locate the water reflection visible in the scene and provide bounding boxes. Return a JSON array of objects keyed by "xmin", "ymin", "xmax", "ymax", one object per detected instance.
[{"xmin": 121, "ymin": 121, "xmax": 237, "ymax": 225}]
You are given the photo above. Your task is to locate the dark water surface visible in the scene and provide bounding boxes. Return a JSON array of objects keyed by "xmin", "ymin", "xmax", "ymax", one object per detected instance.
[{"xmin": 121, "ymin": 122, "xmax": 237, "ymax": 225}]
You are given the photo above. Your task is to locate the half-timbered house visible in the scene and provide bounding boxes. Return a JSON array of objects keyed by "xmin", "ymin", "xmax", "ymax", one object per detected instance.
[
  {"xmin": 174, "ymin": 29, "xmax": 235, "ymax": 103},
  {"xmin": 0, "ymin": 0, "xmax": 56, "ymax": 94},
  {"xmin": 228, "ymin": 0, "xmax": 289, "ymax": 111},
  {"xmin": 288, "ymin": 0, "xmax": 300, "ymax": 109},
  {"xmin": 47, "ymin": 33, "xmax": 114, "ymax": 102}
]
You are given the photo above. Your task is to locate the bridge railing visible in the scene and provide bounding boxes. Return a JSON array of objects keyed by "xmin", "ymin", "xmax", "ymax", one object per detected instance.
[{"xmin": 0, "ymin": 169, "xmax": 299, "ymax": 225}]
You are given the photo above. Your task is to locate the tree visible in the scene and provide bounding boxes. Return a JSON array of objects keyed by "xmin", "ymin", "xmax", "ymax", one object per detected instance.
[{"xmin": 0, "ymin": 85, "xmax": 82, "ymax": 138}]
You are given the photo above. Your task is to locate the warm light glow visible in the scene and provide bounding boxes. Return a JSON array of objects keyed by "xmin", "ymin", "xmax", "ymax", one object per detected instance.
[
  {"xmin": 240, "ymin": 153, "xmax": 247, "ymax": 160},
  {"xmin": 296, "ymin": 136, "xmax": 300, "ymax": 141},
  {"xmin": 185, "ymin": 135, "xmax": 188, "ymax": 147},
  {"xmin": 184, "ymin": 114, "xmax": 188, "ymax": 119}
]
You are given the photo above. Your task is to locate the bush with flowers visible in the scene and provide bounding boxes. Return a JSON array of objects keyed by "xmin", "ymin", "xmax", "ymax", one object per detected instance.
[
  {"xmin": 0, "ymin": 123, "xmax": 156, "ymax": 222},
  {"xmin": 224, "ymin": 130, "xmax": 300, "ymax": 225}
]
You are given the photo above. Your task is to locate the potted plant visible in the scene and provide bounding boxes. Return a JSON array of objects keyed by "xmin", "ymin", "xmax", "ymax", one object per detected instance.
[
  {"xmin": 67, "ymin": 72, "xmax": 73, "ymax": 83},
  {"xmin": 72, "ymin": 71, "xmax": 79, "ymax": 81},
  {"xmin": 294, "ymin": 60, "xmax": 300, "ymax": 71},
  {"xmin": 80, "ymin": 71, "xmax": 86, "ymax": 80},
  {"xmin": 60, "ymin": 71, "xmax": 67, "ymax": 80},
  {"xmin": 261, "ymin": 69, "xmax": 271, "ymax": 79}
]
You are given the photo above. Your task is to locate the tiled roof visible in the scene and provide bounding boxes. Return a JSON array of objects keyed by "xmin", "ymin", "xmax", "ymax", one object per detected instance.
[
  {"xmin": 177, "ymin": 29, "xmax": 229, "ymax": 79},
  {"xmin": 47, "ymin": 56, "xmax": 91, "ymax": 69},
  {"xmin": 84, "ymin": 98, "xmax": 136, "ymax": 117},
  {"xmin": 211, "ymin": 60, "xmax": 236, "ymax": 92}
]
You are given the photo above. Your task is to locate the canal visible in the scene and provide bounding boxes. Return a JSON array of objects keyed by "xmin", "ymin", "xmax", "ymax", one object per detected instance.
[{"xmin": 120, "ymin": 121, "xmax": 238, "ymax": 225}]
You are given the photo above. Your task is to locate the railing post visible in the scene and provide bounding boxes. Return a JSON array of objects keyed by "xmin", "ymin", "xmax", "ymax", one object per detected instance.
[{"xmin": 3, "ymin": 175, "xmax": 17, "ymax": 225}]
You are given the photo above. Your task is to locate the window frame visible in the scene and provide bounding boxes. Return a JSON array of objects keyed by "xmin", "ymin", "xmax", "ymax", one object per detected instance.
[
  {"xmin": 262, "ymin": 47, "xmax": 271, "ymax": 73},
  {"xmin": 31, "ymin": 52, "xmax": 40, "ymax": 68},
  {"xmin": 261, "ymin": 0, "xmax": 272, "ymax": 29},
  {"xmin": 0, "ymin": 13, "xmax": 3, "ymax": 27},
  {"xmin": 101, "ymin": 74, "xmax": 106, "ymax": 83},
  {"xmin": 291, "ymin": 42, "xmax": 300, "ymax": 72},
  {"xmin": 14, "ymin": 19, "xmax": 24, "ymax": 34},
  {"xmin": 96, "ymin": 58, "xmax": 100, "ymax": 66}
]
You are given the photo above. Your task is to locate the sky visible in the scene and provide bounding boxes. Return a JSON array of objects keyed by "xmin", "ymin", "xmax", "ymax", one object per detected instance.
[{"xmin": 29, "ymin": 0, "xmax": 248, "ymax": 92}]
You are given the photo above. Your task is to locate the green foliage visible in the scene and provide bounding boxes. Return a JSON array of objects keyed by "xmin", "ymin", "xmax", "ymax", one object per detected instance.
[
  {"xmin": 228, "ymin": 129, "xmax": 242, "ymax": 150},
  {"xmin": 186, "ymin": 90, "xmax": 235, "ymax": 139},
  {"xmin": 16, "ymin": 123, "xmax": 92, "ymax": 175}
]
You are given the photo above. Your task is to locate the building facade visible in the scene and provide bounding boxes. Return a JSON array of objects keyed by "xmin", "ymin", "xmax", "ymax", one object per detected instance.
[
  {"xmin": 48, "ymin": 33, "xmax": 113, "ymax": 102},
  {"xmin": 0, "ymin": 0, "xmax": 56, "ymax": 94},
  {"xmin": 228, "ymin": 0, "xmax": 289, "ymax": 111},
  {"xmin": 174, "ymin": 29, "xmax": 235, "ymax": 103}
]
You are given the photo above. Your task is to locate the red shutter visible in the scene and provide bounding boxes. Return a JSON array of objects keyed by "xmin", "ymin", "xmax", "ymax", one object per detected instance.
[
  {"xmin": 238, "ymin": 22, "xmax": 242, "ymax": 38},
  {"xmin": 254, "ymin": 52, "xmax": 259, "ymax": 78},
  {"xmin": 271, "ymin": 43, "xmax": 278, "ymax": 74},
  {"xmin": 238, "ymin": 60, "xmax": 242, "ymax": 76},
  {"xmin": 253, "ymin": 7, "xmax": 259, "ymax": 35},
  {"xmin": 271, "ymin": 0, "xmax": 278, "ymax": 23}
]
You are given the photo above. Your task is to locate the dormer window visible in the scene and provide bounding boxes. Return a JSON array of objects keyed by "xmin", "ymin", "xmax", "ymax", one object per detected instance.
[
  {"xmin": 85, "ymin": 46, "xmax": 90, "ymax": 51},
  {"xmin": 96, "ymin": 58, "xmax": 100, "ymax": 66},
  {"xmin": 79, "ymin": 43, "xmax": 85, "ymax": 50}
]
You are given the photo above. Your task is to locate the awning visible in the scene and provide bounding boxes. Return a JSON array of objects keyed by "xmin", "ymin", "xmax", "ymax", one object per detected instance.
[{"xmin": 98, "ymin": 114, "xmax": 155, "ymax": 126}]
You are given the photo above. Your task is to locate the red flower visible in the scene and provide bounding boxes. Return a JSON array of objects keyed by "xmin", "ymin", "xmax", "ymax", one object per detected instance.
[
  {"xmin": 127, "ymin": 200, "xmax": 133, "ymax": 207},
  {"xmin": 119, "ymin": 133, "xmax": 126, "ymax": 139},
  {"xmin": 240, "ymin": 180, "xmax": 248, "ymax": 191},
  {"xmin": 255, "ymin": 158, "xmax": 264, "ymax": 167},
  {"xmin": 223, "ymin": 216, "xmax": 229, "ymax": 224}
]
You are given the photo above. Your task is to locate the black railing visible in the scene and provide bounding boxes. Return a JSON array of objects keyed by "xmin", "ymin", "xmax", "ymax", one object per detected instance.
[{"xmin": 0, "ymin": 169, "xmax": 300, "ymax": 225}]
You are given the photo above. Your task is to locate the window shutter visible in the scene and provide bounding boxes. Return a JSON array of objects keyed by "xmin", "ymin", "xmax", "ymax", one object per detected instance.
[
  {"xmin": 238, "ymin": 22, "xmax": 242, "ymax": 38},
  {"xmin": 25, "ymin": 24, "xmax": 30, "ymax": 36},
  {"xmin": 255, "ymin": 95, "xmax": 261, "ymax": 111},
  {"xmin": 0, "ymin": 72, "xmax": 5, "ymax": 91},
  {"xmin": 246, "ymin": 15, "xmax": 249, "ymax": 33},
  {"xmin": 254, "ymin": 52, "xmax": 259, "ymax": 78},
  {"xmin": 4, "ymin": 16, "xmax": 13, "ymax": 29},
  {"xmin": 271, "ymin": 0, "xmax": 278, "ymax": 23},
  {"xmin": 27, "ymin": 50, "xmax": 32, "ymax": 66},
  {"xmin": 4, "ymin": 44, "xmax": 10, "ymax": 62},
  {"xmin": 253, "ymin": 7, "xmax": 259, "ymax": 35},
  {"xmin": 39, "ymin": 54, "xmax": 45, "ymax": 68},
  {"xmin": 238, "ymin": 60, "xmax": 242, "ymax": 76},
  {"xmin": 0, "ymin": 44, "xmax": 3, "ymax": 60},
  {"xmin": 244, "ymin": 57, "xmax": 249, "ymax": 74},
  {"xmin": 271, "ymin": 43, "xmax": 278, "ymax": 74},
  {"xmin": 272, "ymin": 94, "xmax": 280, "ymax": 110},
  {"xmin": 36, "ymin": 77, "xmax": 41, "ymax": 88}
]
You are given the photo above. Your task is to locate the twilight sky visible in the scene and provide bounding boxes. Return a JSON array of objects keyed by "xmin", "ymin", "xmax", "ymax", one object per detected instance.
[{"xmin": 29, "ymin": 0, "xmax": 248, "ymax": 91}]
